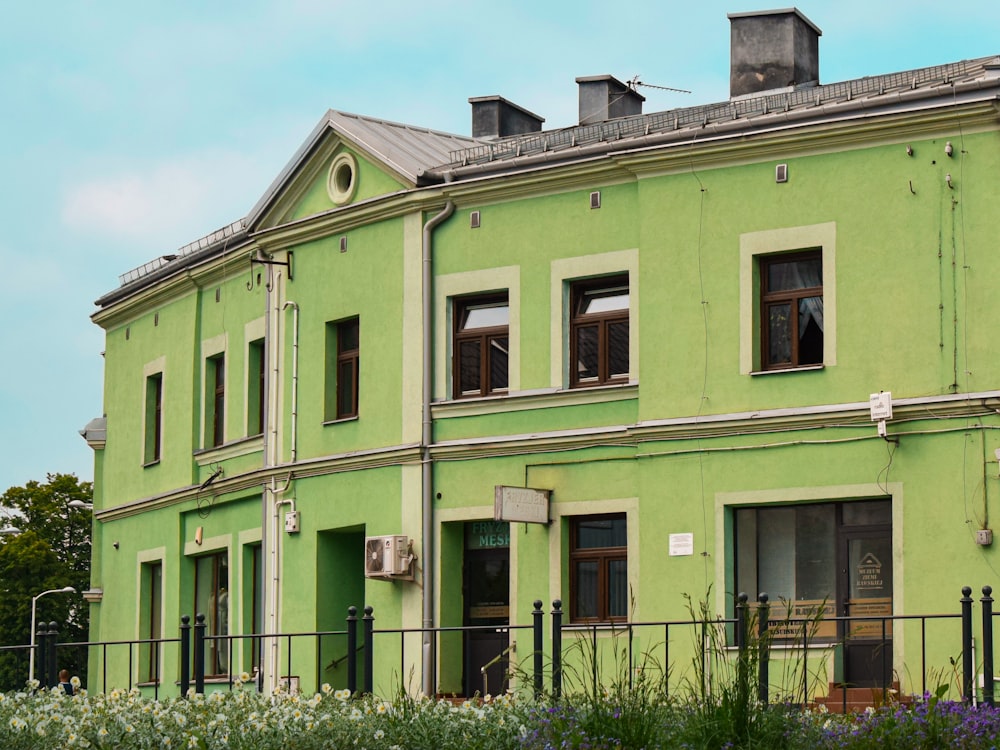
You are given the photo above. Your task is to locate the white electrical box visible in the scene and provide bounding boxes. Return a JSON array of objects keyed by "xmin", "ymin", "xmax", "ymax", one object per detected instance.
[
  {"xmin": 284, "ymin": 510, "xmax": 300, "ymax": 534},
  {"xmin": 869, "ymin": 391, "xmax": 893, "ymax": 421},
  {"xmin": 364, "ymin": 535, "xmax": 413, "ymax": 578}
]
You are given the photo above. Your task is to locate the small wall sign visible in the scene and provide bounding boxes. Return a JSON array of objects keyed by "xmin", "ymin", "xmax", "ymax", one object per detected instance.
[
  {"xmin": 494, "ymin": 486, "xmax": 550, "ymax": 525},
  {"xmin": 669, "ymin": 533, "xmax": 694, "ymax": 556}
]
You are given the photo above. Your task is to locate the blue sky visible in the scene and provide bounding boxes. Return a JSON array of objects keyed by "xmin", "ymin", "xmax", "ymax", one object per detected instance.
[{"xmin": 1, "ymin": 0, "xmax": 997, "ymax": 493}]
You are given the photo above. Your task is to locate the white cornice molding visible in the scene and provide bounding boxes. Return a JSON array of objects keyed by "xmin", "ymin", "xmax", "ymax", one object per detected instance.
[
  {"xmin": 96, "ymin": 391, "xmax": 1000, "ymax": 519},
  {"xmin": 433, "ymin": 383, "xmax": 638, "ymax": 418},
  {"xmin": 94, "ymin": 99, "xmax": 1000, "ymax": 323},
  {"xmin": 96, "ymin": 442, "xmax": 422, "ymax": 521}
]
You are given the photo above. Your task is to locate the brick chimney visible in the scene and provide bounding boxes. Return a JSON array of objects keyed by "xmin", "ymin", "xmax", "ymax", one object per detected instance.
[
  {"xmin": 728, "ymin": 8, "xmax": 821, "ymax": 98},
  {"xmin": 576, "ymin": 75, "xmax": 645, "ymax": 125},
  {"xmin": 469, "ymin": 96, "xmax": 544, "ymax": 140}
]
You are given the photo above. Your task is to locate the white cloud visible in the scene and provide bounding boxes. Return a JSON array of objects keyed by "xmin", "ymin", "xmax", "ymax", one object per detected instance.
[{"xmin": 60, "ymin": 150, "xmax": 263, "ymax": 251}]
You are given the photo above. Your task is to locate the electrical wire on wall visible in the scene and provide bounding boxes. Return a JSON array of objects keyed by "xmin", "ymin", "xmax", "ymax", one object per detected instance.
[
  {"xmin": 686, "ymin": 135, "xmax": 712, "ymax": 588},
  {"xmin": 876, "ymin": 439, "xmax": 897, "ymax": 495},
  {"xmin": 196, "ymin": 464, "xmax": 224, "ymax": 518}
]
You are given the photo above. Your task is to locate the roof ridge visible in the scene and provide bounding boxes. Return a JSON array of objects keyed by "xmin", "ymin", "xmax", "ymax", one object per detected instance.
[{"xmin": 446, "ymin": 55, "xmax": 999, "ymax": 167}]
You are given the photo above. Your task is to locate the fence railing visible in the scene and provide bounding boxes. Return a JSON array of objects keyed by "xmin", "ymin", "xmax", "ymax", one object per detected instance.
[{"xmin": 18, "ymin": 586, "xmax": 1000, "ymax": 706}]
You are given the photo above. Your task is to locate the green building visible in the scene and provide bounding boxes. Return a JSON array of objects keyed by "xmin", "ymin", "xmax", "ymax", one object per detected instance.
[{"xmin": 83, "ymin": 9, "xmax": 1000, "ymax": 702}]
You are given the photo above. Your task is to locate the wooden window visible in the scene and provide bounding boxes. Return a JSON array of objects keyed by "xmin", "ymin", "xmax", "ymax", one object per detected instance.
[
  {"xmin": 735, "ymin": 500, "xmax": 891, "ymax": 645},
  {"xmin": 454, "ymin": 294, "xmax": 509, "ymax": 398},
  {"xmin": 144, "ymin": 373, "xmax": 163, "ymax": 464},
  {"xmin": 335, "ymin": 318, "xmax": 360, "ymax": 419},
  {"xmin": 194, "ymin": 551, "xmax": 229, "ymax": 677},
  {"xmin": 760, "ymin": 250, "xmax": 823, "ymax": 369},
  {"xmin": 247, "ymin": 339, "xmax": 265, "ymax": 436},
  {"xmin": 570, "ymin": 275, "xmax": 629, "ymax": 387},
  {"xmin": 142, "ymin": 561, "xmax": 162, "ymax": 683},
  {"xmin": 570, "ymin": 514, "xmax": 628, "ymax": 622},
  {"xmin": 250, "ymin": 544, "xmax": 262, "ymax": 673},
  {"xmin": 205, "ymin": 354, "xmax": 225, "ymax": 447}
]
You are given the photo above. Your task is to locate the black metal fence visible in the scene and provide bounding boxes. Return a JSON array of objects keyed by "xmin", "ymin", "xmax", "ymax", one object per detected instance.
[{"xmin": 14, "ymin": 586, "xmax": 1000, "ymax": 707}]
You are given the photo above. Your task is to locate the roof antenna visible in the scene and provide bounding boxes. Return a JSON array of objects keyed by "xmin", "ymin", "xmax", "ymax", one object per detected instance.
[{"xmin": 628, "ymin": 75, "xmax": 692, "ymax": 95}]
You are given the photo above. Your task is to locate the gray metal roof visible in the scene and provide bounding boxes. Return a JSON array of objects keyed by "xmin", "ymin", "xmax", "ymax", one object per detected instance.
[
  {"xmin": 244, "ymin": 109, "xmax": 482, "ymax": 227},
  {"xmin": 440, "ymin": 56, "xmax": 1000, "ymax": 173},
  {"xmin": 105, "ymin": 54, "xmax": 1000, "ymax": 301},
  {"xmin": 325, "ymin": 110, "xmax": 481, "ymax": 183}
]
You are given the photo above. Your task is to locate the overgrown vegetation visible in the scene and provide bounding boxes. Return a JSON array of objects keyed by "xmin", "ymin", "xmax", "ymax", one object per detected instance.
[
  {"xmin": 3, "ymin": 681, "xmax": 1000, "ymax": 749},
  {"xmin": 3, "ymin": 593, "xmax": 992, "ymax": 748},
  {"xmin": 0, "ymin": 474, "xmax": 92, "ymax": 691}
]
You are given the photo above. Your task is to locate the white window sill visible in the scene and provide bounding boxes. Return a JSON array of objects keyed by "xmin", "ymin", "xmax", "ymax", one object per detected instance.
[
  {"xmin": 750, "ymin": 365, "xmax": 824, "ymax": 376},
  {"xmin": 433, "ymin": 382, "xmax": 638, "ymax": 418},
  {"xmin": 323, "ymin": 415, "xmax": 359, "ymax": 427},
  {"xmin": 193, "ymin": 434, "xmax": 264, "ymax": 464}
]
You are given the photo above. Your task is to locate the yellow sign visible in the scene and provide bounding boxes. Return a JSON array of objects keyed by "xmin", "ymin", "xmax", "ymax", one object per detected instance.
[
  {"xmin": 762, "ymin": 599, "xmax": 837, "ymax": 640},
  {"xmin": 848, "ymin": 597, "xmax": 892, "ymax": 638},
  {"xmin": 469, "ymin": 605, "xmax": 509, "ymax": 620}
]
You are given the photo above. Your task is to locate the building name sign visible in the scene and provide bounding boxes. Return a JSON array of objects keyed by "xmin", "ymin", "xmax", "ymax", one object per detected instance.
[
  {"xmin": 465, "ymin": 521, "xmax": 510, "ymax": 550},
  {"xmin": 494, "ymin": 486, "xmax": 550, "ymax": 525}
]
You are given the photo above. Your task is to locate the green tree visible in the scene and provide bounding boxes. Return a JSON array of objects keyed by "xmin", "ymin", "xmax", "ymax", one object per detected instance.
[{"xmin": 0, "ymin": 473, "xmax": 92, "ymax": 691}]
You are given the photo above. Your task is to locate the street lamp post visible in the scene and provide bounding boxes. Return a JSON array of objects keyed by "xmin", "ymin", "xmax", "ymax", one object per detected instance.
[{"xmin": 29, "ymin": 586, "xmax": 76, "ymax": 684}]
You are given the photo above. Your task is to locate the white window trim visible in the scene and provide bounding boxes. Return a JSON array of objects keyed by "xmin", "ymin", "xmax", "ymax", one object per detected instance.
[
  {"xmin": 238, "ymin": 528, "xmax": 263, "ymax": 646},
  {"xmin": 141, "ymin": 356, "xmax": 166, "ymax": 467},
  {"xmin": 135, "ymin": 547, "xmax": 167, "ymax": 684},
  {"xmin": 739, "ymin": 222, "xmax": 836, "ymax": 374},
  {"xmin": 435, "ymin": 504, "xmax": 520, "ymax": 643},
  {"xmin": 435, "ymin": 266, "xmax": 520, "ymax": 400},
  {"xmin": 200, "ymin": 334, "xmax": 228, "ymax": 447},
  {"xmin": 135, "ymin": 547, "xmax": 167, "ymax": 642},
  {"xmin": 550, "ymin": 249, "xmax": 638, "ymax": 389},
  {"xmin": 244, "ymin": 318, "xmax": 265, "ymax": 434},
  {"xmin": 715, "ymin": 482, "xmax": 903, "ymax": 666},
  {"xmin": 549, "ymin": 497, "xmax": 640, "ymax": 623}
]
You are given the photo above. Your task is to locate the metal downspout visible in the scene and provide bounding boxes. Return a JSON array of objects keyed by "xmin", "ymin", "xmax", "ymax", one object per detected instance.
[
  {"xmin": 260, "ymin": 263, "xmax": 273, "ymax": 692},
  {"xmin": 421, "ymin": 196, "xmax": 454, "ymax": 697},
  {"xmin": 282, "ymin": 301, "xmax": 299, "ymax": 464}
]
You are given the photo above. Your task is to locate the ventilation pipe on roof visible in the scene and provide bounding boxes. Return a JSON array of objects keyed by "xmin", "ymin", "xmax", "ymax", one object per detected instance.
[
  {"xmin": 421, "ymin": 189, "xmax": 454, "ymax": 697},
  {"xmin": 728, "ymin": 8, "xmax": 822, "ymax": 98},
  {"xmin": 576, "ymin": 75, "xmax": 644, "ymax": 125},
  {"xmin": 469, "ymin": 96, "xmax": 544, "ymax": 139}
]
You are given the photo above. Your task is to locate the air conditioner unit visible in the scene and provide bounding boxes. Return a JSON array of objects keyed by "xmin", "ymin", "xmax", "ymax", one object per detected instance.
[{"xmin": 364, "ymin": 535, "xmax": 412, "ymax": 579}]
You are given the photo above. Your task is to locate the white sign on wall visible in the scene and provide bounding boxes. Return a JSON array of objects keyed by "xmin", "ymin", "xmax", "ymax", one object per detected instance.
[
  {"xmin": 669, "ymin": 533, "xmax": 694, "ymax": 557},
  {"xmin": 494, "ymin": 486, "xmax": 550, "ymax": 525}
]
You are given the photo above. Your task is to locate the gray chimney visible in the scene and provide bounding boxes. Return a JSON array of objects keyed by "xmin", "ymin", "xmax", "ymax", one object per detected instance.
[
  {"xmin": 576, "ymin": 75, "xmax": 645, "ymax": 125},
  {"xmin": 728, "ymin": 8, "xmax": 821, "ymax": 98},
  {"xmin": 469, "ymin": 96, "xmax": 544, "ymax": 140}
]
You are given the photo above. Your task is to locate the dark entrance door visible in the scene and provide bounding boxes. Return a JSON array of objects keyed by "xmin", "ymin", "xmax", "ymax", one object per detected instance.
[
  {"xmin": 463, "ymin": 521, "xmax": 510, "ymax": 697},
  {"xmin": 839, "ymin": 530, "xmax": 893, "ymax": 687}
]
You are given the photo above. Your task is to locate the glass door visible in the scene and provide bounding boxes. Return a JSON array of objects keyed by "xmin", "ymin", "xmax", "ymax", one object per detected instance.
[
  {"xmin": 840, "ymin": 531, "xmax": 893, "ymax": 687},
  {"xmin": 463, "ymin": 522, "xmax": 510, "ymax": 697}
]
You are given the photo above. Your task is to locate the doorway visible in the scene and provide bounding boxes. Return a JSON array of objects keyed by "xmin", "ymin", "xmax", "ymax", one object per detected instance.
[
  {"xmin": 463, "ymin": 521, "xmax": 510, "ymax": 697},
  {"xmin": 735, "ymin": 499, "xmax": 893, "ymax": 689},
  {"xmin": 839, "ymin": 528, "xmax": 893, "ymax": 687}
]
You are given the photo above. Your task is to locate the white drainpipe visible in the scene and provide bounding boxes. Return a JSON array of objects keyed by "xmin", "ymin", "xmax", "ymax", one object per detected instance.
[
  {"xmin": 421, "ymin": 198, "xmax": 454, "ymax": 696},
  {"xmin": 282, "ymin": 300, "xmax": 299, "ymax": 464}
]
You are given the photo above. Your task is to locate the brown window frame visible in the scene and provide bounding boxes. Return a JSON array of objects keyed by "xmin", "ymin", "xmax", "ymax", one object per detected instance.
[
  {"xmin": 207, "ymin": 354, "xmax": 226, "ymax": 447},
  {"xmin": 569, "ymin": 514, "xmax": 628, "ymax": 623},
  {"xmin": 248, "ymin": 339, "xmax": 265, "ymax": 437},
  {"xmin": 453, "ymin": 293, "xmax": 509, "ymax": 398},
  {"xmin": 143, "ymin": 561, "xmax": 162, "ymax": 683},
  {"xmin": 569, "ymin": 275, "xmax": 630, "ymax": 388},
  {"xmin": 144, "ymin": 372, "xmax": 163, "ymax": 465},
  {"xmin": 336, "ymin": 318, "xmax": 360, "ymax": 419},
  {"xmin": 760, "ymin": 250, "xmax": 823, "ymax": 370},
  {"xmin": 194, "ymin": 551, "xmax": 229, "ymax": 678}
]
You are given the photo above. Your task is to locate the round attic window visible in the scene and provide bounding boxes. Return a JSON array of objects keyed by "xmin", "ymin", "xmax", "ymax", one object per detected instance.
[{"xmin": 327, "ymin": 152, "xmax": 358, "ymax": 206}]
